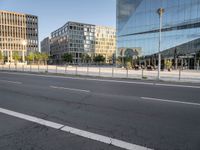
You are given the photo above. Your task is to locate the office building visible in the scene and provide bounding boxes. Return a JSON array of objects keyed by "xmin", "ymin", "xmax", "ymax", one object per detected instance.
[
  {"xmin": 0, "ymin": 10, "xmax": 39, "ymax": 63},
  {"xmin": 49, "ymin": 21, "xmax": 116, "ymax": 63},
  {"xmin": 50, "ymin": 21, "xmax": 95, "ymax": 63},
  {"xmin": 95, "ymin": 26, "xmax": 116, "ymax": 63},
  {"xmin": 41, "ymin": 37, "xmax": 50, "ymax": 55},
  {"xmin": 117, "ymin": 0, "xmax": 200, "ymax": 69}
]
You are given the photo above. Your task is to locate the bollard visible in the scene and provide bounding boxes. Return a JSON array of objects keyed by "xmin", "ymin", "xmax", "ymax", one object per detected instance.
[
  {"xmin": 47, "ymin": 65, "xmax": 48, "ymax": 73},
  {"xmin": 179, "ymin": 68, "xmax": 181, "ymax": 81},
  {"xmin": 112, "ymin": 67, "xmax": 114, "ymax": 78},
  {"xmin": 142, "ymin": 69, "xmax": 144, "ymax": 79},
  {"xmin": 65, "ymin": 65, "xmax": 67, "ymax": 74},
  {"xmin": 9, "ymin": 64, "xmax": 11, "ymax": 70},
  {"xmin": 23, "ymin": 65, "xmax": 25, "ymax": 72},
  {"xmin": 126, "ymin": 69, "xmax": 129, "ymax": 78},
  {"xmin": 56, "ymin": 65, "xmax": 57, "ymax": 73},
  {"xmin": 76, "ymin": 66, "xmax": 78, "ymax": 75},
  {"xmin": 99, "ymin": 66, "xmax": 101, "ymax": 76},
  {"xmin": 87, "ymin": 65, "xmax": 89, "ymax": 76}
]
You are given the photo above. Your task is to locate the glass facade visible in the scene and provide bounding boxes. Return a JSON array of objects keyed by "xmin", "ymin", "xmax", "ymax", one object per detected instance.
[
  {"xmin": 50, "ymin": 22, "xmax": 95, "ymax": 63},
  {"xmin": 117, "ymin": 0, "xmax": 200, "ymax": 58}
]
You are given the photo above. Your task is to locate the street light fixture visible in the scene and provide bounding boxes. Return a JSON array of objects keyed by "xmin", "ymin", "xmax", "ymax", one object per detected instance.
[{"xmin": 157, "ymin": 8, "xmax": 165, "ymax": 80}]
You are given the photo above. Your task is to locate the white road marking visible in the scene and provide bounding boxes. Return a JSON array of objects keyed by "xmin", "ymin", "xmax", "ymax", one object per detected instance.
[
  {"xmin": 141, "ymin": 97, "xmax": 200, "ymax": 107},
  {"xmin": 156, "ymin": 83, "xmax": 200, "ymax": 89},
  {"xmin": 0, "ymin": 79, "xmax": 22, "ymax": 84},
  {"xmin": 50, "ymin": 86, "xmax": 90, "ymax": 93},
  {"xmin": 61, "ymin": 126, "xmax": 151, "ymax": 150},
  {"xmin": 1, "ymin": 71, "xmax": 200, "ymax": 89},
  {"xmin": 0, "ymin": 108, "xmax": 64, "ymax": 129},
  {"xmin": 0, "ymin": 107, "xmax": 152, "ymax": 150}
]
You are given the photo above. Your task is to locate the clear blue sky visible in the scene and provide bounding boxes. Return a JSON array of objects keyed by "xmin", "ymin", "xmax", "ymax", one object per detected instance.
[{"xmin": 0, "ymin": 0, "xmax": 116, "ymax": 42}]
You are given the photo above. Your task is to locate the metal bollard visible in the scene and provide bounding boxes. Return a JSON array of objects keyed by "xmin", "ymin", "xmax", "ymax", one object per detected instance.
[
  {"xmin": 65, "ymin": 65, "xmax": 67, "ymax": 74},
  {"xmin": 179, "ymin": 68, "xmax": 181, "ymax": 81},
  {"xmin": 87, "ymin": 65, "xmax": 89, "ymax": 76},
  {"xmin": 47, "ymin": 65, "xmax": 48, "ymax": 73},
  {"xmin": 56, "ymin": 65, "xmax": 57, "ymax": 73},
  {"xmin": 112, "ymin": 67, "xmax": 114, "ymax": 78},
  {"xmin": 126, "ymin": 69, "xmax": 129, "ymax": 78},
  {"xmin": 99, "ymin": 66, "xmax": 101, "ymax": 76},
  {"xmin": 142, "ymin": 69, "xmax": 144, "ymax": 79},
  {"xmin": 76, "ymin": 66, "xmax": 78, "ymax": 75}
]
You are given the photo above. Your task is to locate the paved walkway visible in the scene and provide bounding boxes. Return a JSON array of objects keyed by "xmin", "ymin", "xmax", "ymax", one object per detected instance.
[{"xmin": 1, "ymin": 64, "xmax": 200, "ymax": 83}]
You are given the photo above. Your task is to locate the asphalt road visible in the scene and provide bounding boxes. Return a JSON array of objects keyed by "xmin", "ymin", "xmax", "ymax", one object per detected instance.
[{"xmin": 0, "ymin": 71, "xmax": 200, "ymax": 150}]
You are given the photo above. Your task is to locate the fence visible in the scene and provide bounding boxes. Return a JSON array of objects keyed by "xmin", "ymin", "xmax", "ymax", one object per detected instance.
[{"xmin": 0, "ymin": 64, "xmax": 200, "ymax": 83}]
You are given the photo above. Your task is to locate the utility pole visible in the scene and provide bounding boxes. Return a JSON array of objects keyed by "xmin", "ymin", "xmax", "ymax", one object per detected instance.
[{"xmin": 157, "ymin": 8, "xmax": 165, "ymax": 80}]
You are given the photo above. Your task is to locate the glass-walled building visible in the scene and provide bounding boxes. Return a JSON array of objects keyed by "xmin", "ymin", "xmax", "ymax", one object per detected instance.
[{"xmin": 117, "ymin": 0, "xmax": 200, "ymax": 69}]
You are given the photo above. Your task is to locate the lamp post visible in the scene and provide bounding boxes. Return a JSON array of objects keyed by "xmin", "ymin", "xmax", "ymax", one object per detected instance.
[
  {"xmin": 157, "ymin": 8, "xmax": 164, "ymax": 80},
  {"xmin": 22, "ymin": 40, "xmax": 27, "ymax": 63}
]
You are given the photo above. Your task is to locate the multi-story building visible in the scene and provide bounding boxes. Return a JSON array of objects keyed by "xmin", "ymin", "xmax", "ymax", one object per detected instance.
[
  {"xmin": 50, "ymin": 21, "xmax": 95, "ymax": 63},
  {"xmin": 95, "ymin": 26, "xmax": 116, "ymax": 63},
  {"xmin": 117, "ymin": 0, "xmax": 200, "ymax": 69},
  {"xmin": 41, "ymin": 37, "xmax": 50, "ymax": 55},
  {"xmin": 49, "ymin": 21, "xmax": 116, "ymax": 64},
  {"xmin": 0, "ymin": 10, "xmax": 38, "ymax": 63}
]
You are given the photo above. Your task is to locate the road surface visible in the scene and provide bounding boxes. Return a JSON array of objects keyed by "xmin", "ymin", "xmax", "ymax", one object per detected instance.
[{"xmin": 0, "ymin": 71, "xmax": 200, "ymax": 150}]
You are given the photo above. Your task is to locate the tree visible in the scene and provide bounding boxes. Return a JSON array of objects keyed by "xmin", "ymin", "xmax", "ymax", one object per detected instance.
[
  {"xmin": 13, "ymin": 51, "xmax": 20, "ymax": 63},
  {"xmin": 34, "ymin": 52, "xmax": 42, "ymax": 64},
  {"xmin": 196, "ymin": 51, "xmax": 200, "ymax": 69},
  {"xmin": 62, "ymin": 53, "xmax": 73, "ymax": 63},
  {"xmin": 165, "ymin": 60, "xmax": 172, "ymax": 71},
  {"xmin": 196, "ymin": 51, "xmax": 200, "ymax": 62},
  {"xmin": 41, "ymin": 53, "xmax": 49, "ymax": 65},
  {"xmin": 94, "ymin": 55, "xmax": 105, "ymax": 64},
  {"xmin": 116, "ymin": 56, "xmax": 122, "ymax": 66},
  {"xmin": 26, "ymin": 52, "xmax": 35, "ymax": 63},
  {"xmin": 81, "ymin": 54, "xmax": 91, "ymax": 63},
  {"xmin": 107, "ymin": 55, "xmax": 113, "ymax": 64},
  {"xmin": 0, "ymin": 51, "xmax": 3, "ymax": 62},
  {"xmin": 124, "ymin": 57, "xmax": 133, "ymax": 69}
]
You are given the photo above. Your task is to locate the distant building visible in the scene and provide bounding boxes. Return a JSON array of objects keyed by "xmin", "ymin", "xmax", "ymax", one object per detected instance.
[
  {"xmin": 41, "ymin": 37, "xmax": 50, "ymax": 55},
  {"xmin": 0, "ymin": 10, "xmax": 39, "ymax": 63},
  {"xmin": 95, "ymin": 26, "xmax": 116, "ymax": 63},
  {"xmin": 50, "ymin": 22, "xmax": 95, "ymax": 63},
  {"xmin": 48, "ymin": 21, "xmax": 116, "ymax": 64}
]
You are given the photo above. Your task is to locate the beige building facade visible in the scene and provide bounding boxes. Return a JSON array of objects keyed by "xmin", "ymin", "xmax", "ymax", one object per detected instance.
[
  {"xmin": 0, "ymin": 10, "xmax": 38, "ymax": 63},
  {"xmin": 95, "ymin": 26, "xmax": 116, "ymax": 63}
]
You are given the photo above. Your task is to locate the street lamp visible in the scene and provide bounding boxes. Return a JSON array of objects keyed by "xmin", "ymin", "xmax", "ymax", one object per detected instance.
[
  {"xmin": 157, "ymin": 8, "xmax": 165, "ymax": 80},
  {"xmin": 22, "ymin": 40, "xmax": 27, "ymax": 63}
]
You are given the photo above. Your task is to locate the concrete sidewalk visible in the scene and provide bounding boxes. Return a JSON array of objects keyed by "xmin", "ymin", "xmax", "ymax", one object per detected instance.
[{"xmin": 1, "ymin": 64, "xmax": 200, "ymax": 83}]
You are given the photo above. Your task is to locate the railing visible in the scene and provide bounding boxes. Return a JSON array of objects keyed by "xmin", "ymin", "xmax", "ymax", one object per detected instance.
[{"xmin": 0, "ymin": 64, "xmax": 200, "ymax": 83}]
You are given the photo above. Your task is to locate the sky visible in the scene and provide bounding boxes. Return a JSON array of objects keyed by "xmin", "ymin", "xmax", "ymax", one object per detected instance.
[{"xmin": 0, "ymin": 0, "xmax": 116, "ymax": 42}]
